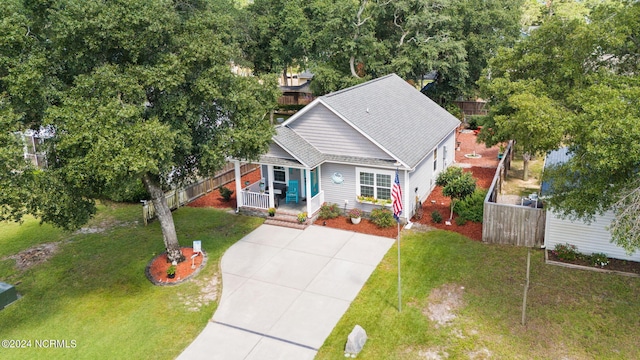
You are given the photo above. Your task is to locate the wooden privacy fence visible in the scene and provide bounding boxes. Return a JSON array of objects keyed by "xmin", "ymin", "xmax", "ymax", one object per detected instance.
[
  {"xmin": 482, "ymin": 141, "xmax": 545, "ymax": 247},
  {"xmin": 142, "ymin": 162, "xmax": 258, "ymax": 225}
]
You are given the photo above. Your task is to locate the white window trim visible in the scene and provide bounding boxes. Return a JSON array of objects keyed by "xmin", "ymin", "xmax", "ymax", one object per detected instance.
[
  {"xmin": 273, "ymin": 166, "xmax": 288, "ymax": 184},
  {"xmin": 355, "ymin": 167, "xmax": 395, "ymax": 203}
]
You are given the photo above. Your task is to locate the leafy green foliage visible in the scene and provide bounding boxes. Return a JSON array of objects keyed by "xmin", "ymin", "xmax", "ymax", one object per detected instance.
[
  {"xmin": 455, "ymin": 189, "xmax": 487, "ymax": 223},
  {"xmin": 554, "ymin": 243, "xmax": 579, "ymax": 261},
  {"xmin": 589, "ymin": 253, "xmax": 609, "ymax": 268},
  {"xmin": 436, "ymin": 167, "xmax": 476, "ymax": 220},
  {"xmin": 454, "ymin": 216, "xmax": 467, "ymax": 226},
  {"xmin": 370, "ymin": 207, "xmax": 395, "ymax": 228},
  {"xmin": 219, "ymin": 186, "xmax": 234, "ymax": 202},
  {"xmin": 319, "ymin": 202, "xmax": 341, "ymax": 219},
  {"xmin": 0, "ymin": 0, "xmax": 279, "ymax": 242},
  {"xmin": 480, "ymin": 1, "xmax": 640, "ymax": 250},
  {"xmin": 431, "ymin": 210, "xmax": 443, "ymax": 223}
]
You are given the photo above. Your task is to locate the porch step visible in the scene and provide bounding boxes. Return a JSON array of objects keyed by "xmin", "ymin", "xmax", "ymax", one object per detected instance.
[
  {"xmin": 264, "ymin": 209, "xmax": 309, "ymax": 230},
  {"xmin": 264, "ymin": 219, "xmax": 308, "ymax": 230}
]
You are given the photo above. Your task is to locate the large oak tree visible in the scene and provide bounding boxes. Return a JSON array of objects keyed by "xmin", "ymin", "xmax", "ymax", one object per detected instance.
[{"xmin": 0, "ymin": 0, "xmax": 279, "ymax": 262}]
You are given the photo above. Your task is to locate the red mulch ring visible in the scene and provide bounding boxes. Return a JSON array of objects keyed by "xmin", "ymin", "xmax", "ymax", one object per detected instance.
[
  {"xmin": 145, "ymin": 247, "xmax": 207, "ymax": 286},
  {"xmin": 188, "ymin": 170, "xmax": 262, "ymax": 208},
  {"xmin": 314, "ymin": 216, "xmax": 398, "ymax": 238}
]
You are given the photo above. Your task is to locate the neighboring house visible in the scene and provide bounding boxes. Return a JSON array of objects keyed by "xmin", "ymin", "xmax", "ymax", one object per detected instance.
[
  {"xmin": 278, "ymin": 70, "xmax": 315, "ymax": 106},
  {"xmin": 542, "ymin": 147, "xmax": 640, "ymax": 262},
  {"xmin": 231, "ymin": 73, "xmax": 461, "ymax": 222},
  {"xmin": 20, "ymin": 128, "xmax": 53, "ymax": 169}
]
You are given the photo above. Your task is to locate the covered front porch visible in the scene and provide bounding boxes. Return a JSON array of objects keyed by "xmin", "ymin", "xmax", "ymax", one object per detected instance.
[{"xmin": 232, "ymin": 161, "xmax": 324, "ymax": 217}]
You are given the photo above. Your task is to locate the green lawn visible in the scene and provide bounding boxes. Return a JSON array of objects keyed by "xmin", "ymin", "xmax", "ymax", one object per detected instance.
[
  {"xmin": 0, "ymin": 202, "xmax": 262, "ymax": 359},
  {"xmin": 317, "ymin": 230, "xmax": 640, "ymax": 359}
]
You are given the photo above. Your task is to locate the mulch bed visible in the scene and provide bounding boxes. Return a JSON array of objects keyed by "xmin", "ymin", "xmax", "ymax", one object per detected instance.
[
  {"xmin": 314, "ymin": 216, "xmax": 399, "ymax": 238},
  {"xmin": 145, "ymin": 247, "xmax": 207, "ymax": 286},
  {"xmin": 188, "ymin": 170, "xmax": 262, "ymax": 208},
  {"xmin": 547, "ymin": 249, "xmax": 640, "ymax": 276}
]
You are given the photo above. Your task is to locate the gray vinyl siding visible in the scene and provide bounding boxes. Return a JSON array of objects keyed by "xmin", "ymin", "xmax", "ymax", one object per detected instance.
[
  {"xmin": 409, "ymin": 151, "xmax": 435, "ymax": 206},
  {"xmin": 266, "ymin": 143, "xmax": 295, "ymax": 160},
  {"xmin": 289, "ymin": 104, "xmax": 391, "ymax": 160},
  {"xmin": 321, "ymin": 162, "xmax": 407, "ymax": 219},
  {"xmin": 408, "ymin": 129, "xmax": 456, "ymax": 208},
  {"xmin": 544, "ymin": 210, "xmax": 640, "ymax": 262},
  {"xmin": 441, "ymin": 131, "xmax": 456, "ymax": 168}
]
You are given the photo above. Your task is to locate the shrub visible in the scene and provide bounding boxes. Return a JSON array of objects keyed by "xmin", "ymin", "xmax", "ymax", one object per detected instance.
[
  {"xmin": 454, "ymin": 216, "xmax": 467, "ymax": 226},
  {"xmin": 589, "ymin": 252, "xmax": 609, "ymax": 268},
  {"xmin": 431, "ymin": 210, "xmax": 443, "ymax": 223},
  {"xmin": 348, "ymin": 208, "xmax": 362, "ymax": 219},
  {"xmin": 219, "ymin": 186, "xmax": 234, "ymax": 202},
  {"xmin": 554, "ymin": 243, "xmax": 579, "ymax": 261},
  {"xmin": 318, "ymin": 202, "xmax": 341, "ymax": 219},
  {"xmin": 370, "ymin": 208, "xmax": 395, "ymax": 228},
  {"xmin": 455, "ymin": 189, "xmax": 488, "ymax": 223}
]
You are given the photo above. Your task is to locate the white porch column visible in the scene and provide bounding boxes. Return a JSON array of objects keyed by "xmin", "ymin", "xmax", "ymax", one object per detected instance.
[
  {"xmin": 305, "ymin": 168, "xmax": 312, "ymax": 215},
  {"xmin": 267, "ymin": 164, "xmax": 275, "ymax": 208},
  {"xmin": 234, "ymin": 160, "xmax": 242, "ymax": 212}
]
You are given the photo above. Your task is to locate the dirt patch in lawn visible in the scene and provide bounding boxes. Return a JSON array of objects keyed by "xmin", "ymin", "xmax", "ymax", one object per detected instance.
[
  {"xmin": 177, "ymin": 273, "xmax": 219, "ymax": 311},
  {"xmin": 424, "ymin": 283, "xmax": 465, "ymax": 327},
  {"xmin": 7, "ymin": 242, "xmax": 64, "ymax": 271}
]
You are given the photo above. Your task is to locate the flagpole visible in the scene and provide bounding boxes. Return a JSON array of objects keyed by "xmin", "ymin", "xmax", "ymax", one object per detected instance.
[
  {"xmin": 397, "ymin": 219, "xmax": 401, "ymax": 312},
  {"xmin": 393, "ymin": 161, "xmax": 402, "ymax": 313}
]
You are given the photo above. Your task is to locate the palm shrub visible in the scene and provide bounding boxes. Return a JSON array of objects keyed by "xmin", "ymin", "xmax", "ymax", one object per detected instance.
[
  {"xmin": 431, "ymin": 210, "xmax": 443, "ymax": 223},
  {"xmin": 219, "ymin": 186, "xmax": 234, "ymax": 201}
]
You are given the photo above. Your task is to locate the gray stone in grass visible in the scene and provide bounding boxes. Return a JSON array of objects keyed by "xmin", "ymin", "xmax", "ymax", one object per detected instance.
[{"xmin": 344, "ymin": 324, "xmax": 367, "ymax": 357}]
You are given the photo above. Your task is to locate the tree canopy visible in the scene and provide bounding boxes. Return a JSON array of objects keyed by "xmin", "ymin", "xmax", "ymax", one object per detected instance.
[
  {"xmin": 0, "ymin": 0, "xmax": 279, "ymax": 262},
  {"xmin": 479, "ymin": 0, "xmax": 640, "ymax": 251}
]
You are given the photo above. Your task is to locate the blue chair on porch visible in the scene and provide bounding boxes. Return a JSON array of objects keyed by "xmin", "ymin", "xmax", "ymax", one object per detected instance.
[{"xmin": 285, "ymin": 180, "xmax": 299, "ymax": 204}]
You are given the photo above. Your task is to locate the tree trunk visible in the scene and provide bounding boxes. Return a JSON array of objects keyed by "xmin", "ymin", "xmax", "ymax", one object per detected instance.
[
  {"xmin": 283, "ymin": 67, "xmax": 288, "ymax": 86},
  {"xmin": 449, "ymin": 199, "xmax": 455, "ymax": 220},
  {"xmin": 142, "ymin": 174, "xmax": 185, "ymax": 263},
  {"xmin": 522, "ymin": 153, "xmax": 531, "ymax": 181}
]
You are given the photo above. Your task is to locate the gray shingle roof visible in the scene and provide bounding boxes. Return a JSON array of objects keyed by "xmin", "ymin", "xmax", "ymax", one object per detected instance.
[
  {"xmin": 320, "ymin": 73, "xmax": 460, "ymax": 168},
  {"xmin": 264, "ymin": 74, "xmax": 460, "ymax": 169},
  {"xmin": 269, "ymin": 126, "xmax": 324, "ymax": 168}
]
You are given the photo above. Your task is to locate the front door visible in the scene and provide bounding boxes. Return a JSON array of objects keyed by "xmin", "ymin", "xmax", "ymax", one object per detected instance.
[{"xmin": 310, "ymin": 167, "xmax": 319, "ymax": 197}]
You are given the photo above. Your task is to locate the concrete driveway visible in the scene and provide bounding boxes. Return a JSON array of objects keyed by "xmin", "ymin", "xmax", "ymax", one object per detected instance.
[{"xmin": 177, "ymin": 224, "xmax": 394, "ymax": 359}]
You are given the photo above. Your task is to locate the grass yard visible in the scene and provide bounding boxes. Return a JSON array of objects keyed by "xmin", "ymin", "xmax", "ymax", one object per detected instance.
[
  {"xmin": 317, "ymin": 230, "xmax": 640, "ymax": 359},
  {"xmin": 501, "ymin": 154, "xmax": 545, "ymax": 197},
  {"xmin": 0, "ymin": 202, "xmax": 262, "ymax": 359}
]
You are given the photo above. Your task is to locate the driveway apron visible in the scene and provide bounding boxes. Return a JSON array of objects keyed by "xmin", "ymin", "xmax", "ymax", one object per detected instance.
[{"xmin": 177, "ymin": 224, "xmax": 394, "ymax": 359}]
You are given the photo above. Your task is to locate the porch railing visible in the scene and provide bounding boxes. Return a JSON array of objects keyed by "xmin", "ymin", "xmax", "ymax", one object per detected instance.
[
  {"xmin": 308, "ymin": 191, "xmax": 325, "ymax": 215},
  {"xmin": 242, "ymin": 190, "xmax": 270, "ymax": 209}
]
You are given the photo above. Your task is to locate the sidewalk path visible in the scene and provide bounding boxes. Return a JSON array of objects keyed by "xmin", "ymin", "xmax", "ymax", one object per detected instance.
[{"xmin": 177, "ymin": 224, "xmax": 394, "ymax": 359}]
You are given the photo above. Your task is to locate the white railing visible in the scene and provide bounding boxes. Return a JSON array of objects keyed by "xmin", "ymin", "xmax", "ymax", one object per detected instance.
[
  {"xmin": 308, "ymin": 191, "xmax": 325, "ymax": 215},
  {"xmin": 242, "ymin": 190, "xmax": 270, "ymax": 209}
]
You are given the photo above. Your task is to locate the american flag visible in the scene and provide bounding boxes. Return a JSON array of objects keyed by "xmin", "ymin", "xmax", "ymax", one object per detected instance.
[{"xmin": 391, "ymin": 169, "xmax": 403, "ymax": 222}]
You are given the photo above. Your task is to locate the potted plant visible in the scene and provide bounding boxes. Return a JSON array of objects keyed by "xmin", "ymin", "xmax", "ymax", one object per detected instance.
[
  {"xmin": 297, "ymin": 212, "xmax": 307, "ymax": 224},
  {"xmin": 348, "ymin": 208, "xmax": 362, "ymax": 224},
  {"xmin": 167, "ymin": 264, "xmax": 177, "ymax": 279},
  {"xmin": 268, "ymin": 207, "xmax": 276, "ymax": 217},
  {"xmin": 498, "ymin": 144, "xmax": 505, "ymax": 159}
]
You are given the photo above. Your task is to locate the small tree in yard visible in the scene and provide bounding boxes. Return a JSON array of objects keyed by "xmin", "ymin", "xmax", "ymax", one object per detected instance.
[{"xmin": 436, "ymin": 167, "xmax": 476, "ymax": 221}]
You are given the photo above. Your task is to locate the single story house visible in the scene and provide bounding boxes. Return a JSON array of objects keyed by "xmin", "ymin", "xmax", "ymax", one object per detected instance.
[
  {"xmin": 231, "ymin": 73, "xmax": 461, "ymax": 222},
  {"xmin": 542, "ymin": 147, "xmax": 640, "ymax": 262}
]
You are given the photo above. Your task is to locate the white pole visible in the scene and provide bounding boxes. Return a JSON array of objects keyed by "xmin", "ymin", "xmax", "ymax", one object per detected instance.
[
  {"xmin": 397, "ymin": 220, "xmax": 402, "ymax": 312},
  {"xmin": 521, "ymin": 248, "xmax": 531, "ymax": 326}
]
